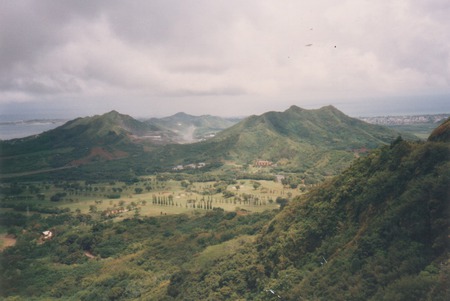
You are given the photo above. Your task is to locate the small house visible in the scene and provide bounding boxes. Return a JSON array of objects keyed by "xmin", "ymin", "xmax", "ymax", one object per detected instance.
[{"xmin": 42, "ymin": 230, "xmax": 53, "ymax": 240}]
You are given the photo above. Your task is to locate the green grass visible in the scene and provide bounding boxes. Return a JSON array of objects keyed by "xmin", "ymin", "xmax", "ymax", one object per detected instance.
[
  {"xmin": 184, "ymin": 235, "xmax": 256, "ymax": 270},
  {"xmin": 1, "ymin": 178, "xmax": 298, "ymax": 219},
  {"xmin": 60, "ymin": 179, "xmax": 290, "ymax": 216}
]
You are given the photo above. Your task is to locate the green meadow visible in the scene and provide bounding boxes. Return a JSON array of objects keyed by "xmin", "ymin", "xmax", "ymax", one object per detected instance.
[{"xmin": 0, "ymin": 177, "xmax": 302, "ymax": 223}]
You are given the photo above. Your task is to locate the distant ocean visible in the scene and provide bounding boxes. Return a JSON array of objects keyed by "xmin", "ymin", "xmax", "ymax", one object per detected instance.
[
  {"xmin": 0, "ymin": 118, "xmax": 66, "ymax": 140},
  {"xmin": 0, "ymin": 95, "xmax": 448, "ymax": 140},
  {"xmin": 337, "ymin": 95, "xmax": 450, "ymax": 117}
]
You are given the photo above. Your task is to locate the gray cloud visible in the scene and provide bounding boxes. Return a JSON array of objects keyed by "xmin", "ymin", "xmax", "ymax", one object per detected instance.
[
  {"xmin": 0, "ymin": 0, "xmax": 449, "ymax": 118},
  {"xmin": 166, "ymin": 86, "xmax": 247, "ymax": 97}
]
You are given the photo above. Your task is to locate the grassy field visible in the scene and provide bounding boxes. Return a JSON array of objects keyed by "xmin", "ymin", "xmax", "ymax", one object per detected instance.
[
  {"xmin": 183, "ymin": 235, "xmax": 257, "ymax": 270},
  {"xmin": 64, "ymin": 179, "xmax": 295, "ymax": 217},
  {"xmin": 1, "ymin": 178, "xmax": 303, "ymax": 221}
]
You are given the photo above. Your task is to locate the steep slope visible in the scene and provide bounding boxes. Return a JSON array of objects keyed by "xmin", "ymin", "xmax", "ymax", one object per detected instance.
[
  {"xmin": 205, "ymin": 105, "xmax": 414, "ymax": 173},
  {"xmin": 146, "ymin": 112, "xmax": 239, "ymax": 143},
  {"xmin": 165, "ymin": 124, "xmax": 449, "ymax": 300},
  {"xmin": 255, "ymin": 139, "xmax": 449, "ymax": 300},
  {"xmin": 0, "ymin": 111, "xmax": 176, "ymax": 174},
  {"xmin": 219, "ymin": 105, "xmax": 410, "ymax": 147},
  {"xmin": 145, "ymin": 105, "xmax": 417, "ymax": 181},
  {"xmin": 0, "ymin": 106, "xmax": 415, "ymax": 180}
]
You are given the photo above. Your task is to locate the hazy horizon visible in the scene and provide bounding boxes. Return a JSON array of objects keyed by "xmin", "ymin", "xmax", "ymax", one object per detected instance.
[
  {"xmin": 1, "ymin": 95, "xmax": 450, "ymax": 121},
  {"xmin": 1, "ymin": 101, "xmax": 449, "ymax": 140}
]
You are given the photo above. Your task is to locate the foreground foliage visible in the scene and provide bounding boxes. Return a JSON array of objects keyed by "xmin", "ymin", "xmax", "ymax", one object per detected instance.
[
  {"xmin": 256, "ymin": 138, "xmax": 449, "ymax": 300},
  {"xmin": 0, "ymin": 208, "xmax": 275, "ymax": 300}
]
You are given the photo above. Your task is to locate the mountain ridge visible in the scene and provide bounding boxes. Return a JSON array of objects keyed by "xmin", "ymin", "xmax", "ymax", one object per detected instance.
[
  {"xmin": 0, "ymin": 111, "xmax": 178, "ymax": 174},
  {"xmin": 0, "ymin": 106, "xmax": 417, "ymax": 179},
  {"xmin": 205, "ymin": 105, "xmax": 415, "ymax": 173}
]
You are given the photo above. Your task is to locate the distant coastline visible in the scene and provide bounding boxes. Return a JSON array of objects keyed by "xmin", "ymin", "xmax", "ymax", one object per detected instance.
[
  {"xmin": 1, "ymin": 112, "xmax": 448, "ymax": 141},
  {"xmin": 0, "ymin": 119, "xmax": 67, "ymax": 140},
  {"xmin": 359, "ymin": 113, "xmax": 449, "ymax": 126}
]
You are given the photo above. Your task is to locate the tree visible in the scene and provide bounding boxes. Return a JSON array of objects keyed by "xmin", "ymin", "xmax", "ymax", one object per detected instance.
[
  {"xmin": 89, "ymin": 205, "xmax": 97, "ymax": 213},
  {"xmin": 276, "ymin": 197, "xmax": 289, "ymax": 210},
  {"xmin": 134, "ymin": 208, "xmax": 141, "ymax": 218},
  {"xmin": 181, "ymin": 180, "xmax": 190, "ymax": 188},
  {"xmin": 50, "ymin": 192, "xmax": 67, "ymax": 202},
  {"xmin": 252, "ymin": 181, "xmax": 261, "ymax": 190}
]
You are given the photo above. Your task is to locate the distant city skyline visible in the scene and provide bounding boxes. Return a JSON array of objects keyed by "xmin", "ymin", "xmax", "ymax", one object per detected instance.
[{"xmin": 1, "ymin": 1, "xmax": 449, "ymax": 120}]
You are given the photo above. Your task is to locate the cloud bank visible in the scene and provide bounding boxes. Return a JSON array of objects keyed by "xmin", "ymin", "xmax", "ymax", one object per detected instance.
[{"xmin": 1, "ymin": 0, "xmax": 449, "ymax": 117}]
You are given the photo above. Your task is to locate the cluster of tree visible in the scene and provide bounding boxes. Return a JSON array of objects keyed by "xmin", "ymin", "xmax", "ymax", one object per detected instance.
[
  {"xmin": 0, "ymin": 182, "xmax": 50, "ymax": 197},
  {"xmin": 50, "ymin": 192, "xmax": 67, "ymax": 202},
  {"xmin": 0, "ymin": 202, "xmax": 70, "ymax": 214},
  {"xmin": 1, "ymin": 183, "xmax": 26, "ymax": 195},
  {"xmin": 0, "ymin": 205, "xmax": 276, "ymax": 300},
  {"xmin": 151, "ymin": 194, "xmax": 175, "ymax": 206}
]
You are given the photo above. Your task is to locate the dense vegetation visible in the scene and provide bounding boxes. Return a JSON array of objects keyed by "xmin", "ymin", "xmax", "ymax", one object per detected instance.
[
  {"xmin": 137, "ymin": 135, "xmax": 447, "ymax": 300},
  {"xmin": 0, "ymin": 106, "xmax": 414, "ymax": 182},
  {"xmin": 0, "ymin": 207, "xmax": 276, "ymax": 300},
  {"xmin": 212, "ymin": 105, "xmax": 414, "ymax": 166},
  {"xmin": 255, "ymin": 137, "xmax": 449, "ymax": 300},
  {"xmin": 1, "ymin": 123, "xmax": 448, "ymax": 300},
  {"xmin": 1, "ymin": 112, "xmax": 447, "ymax": 300}
]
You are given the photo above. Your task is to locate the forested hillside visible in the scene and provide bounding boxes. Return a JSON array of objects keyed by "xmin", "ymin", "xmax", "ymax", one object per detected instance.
[
  {"xmin": 255, "ymin": 137, "xmax": 449, "ymax": 300},
  {"xmin": 162, "ymin": 124, "xmax": 449, "ymax": 300},
  {"xmin": 1, "ymin": 120, "xmax": 447, "ymax": 300},
  {"xmin": 209, "ymin": 105, "xmax": 416, "ymax": 172},
  {"xmin": 0, "ymin": 111, "xmax": 175, "ymax": 175},
  {"xmin": 1, "ymin": 106, "xmax": 414, "ymax": 182}
]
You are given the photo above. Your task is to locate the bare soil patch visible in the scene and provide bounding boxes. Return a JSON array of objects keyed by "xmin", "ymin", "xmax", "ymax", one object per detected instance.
[{"xmin": 0, "ymin": 234, "xmax": 17, "ymax": 251}]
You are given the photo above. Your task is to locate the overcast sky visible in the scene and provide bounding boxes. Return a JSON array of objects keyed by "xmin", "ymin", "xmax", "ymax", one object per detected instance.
[{"xmin": 1, "ymin": 0, "xmax": 449, "ymax": 119}]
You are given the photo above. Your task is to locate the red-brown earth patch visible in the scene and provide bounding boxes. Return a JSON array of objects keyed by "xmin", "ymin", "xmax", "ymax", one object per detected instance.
[{"xmin": 70, "ymin": 147, "xmax": 129, "ymax": 166}]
